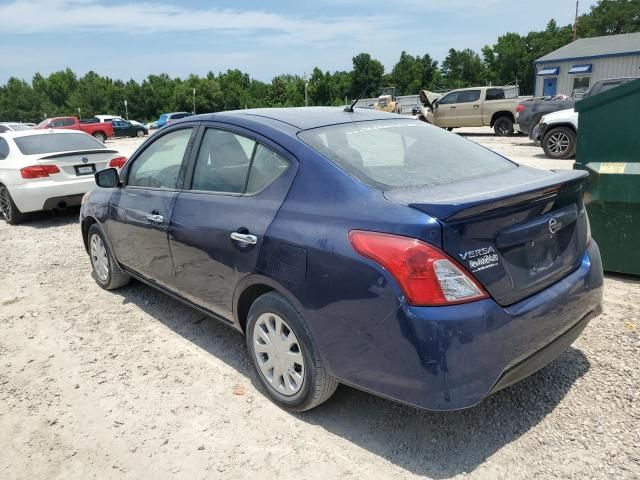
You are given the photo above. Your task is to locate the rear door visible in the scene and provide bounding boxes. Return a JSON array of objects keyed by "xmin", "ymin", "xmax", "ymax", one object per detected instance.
[
  {"xmin": 107, "ymin": 126, "xmax": 196, "ymax": 286},
  {"xmin": 168, "ymin": 124, "xmax": 297, "ymax": 319}
]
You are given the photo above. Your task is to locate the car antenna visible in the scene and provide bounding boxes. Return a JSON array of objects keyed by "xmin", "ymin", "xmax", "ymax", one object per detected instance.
[{"xmin": 344, "ymin": 87, "xmax": 368, "ymax": 112}]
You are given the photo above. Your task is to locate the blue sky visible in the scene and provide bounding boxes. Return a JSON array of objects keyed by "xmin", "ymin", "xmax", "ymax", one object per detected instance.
[{"xmin": 0, "ymin": 0, "xmax": 598, "ymax": 83}]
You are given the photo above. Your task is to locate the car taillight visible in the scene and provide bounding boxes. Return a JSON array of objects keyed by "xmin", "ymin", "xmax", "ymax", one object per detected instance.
[
  {"xmin": 349, "ymin": 231, "xmax": 488, "ymax": 306},
  {"xmin": 109, "ymin": 156, "xmax": 127, "ymax": 168},
  {"xmin": 515, "ymin": 104, "xmax": 525, "ymax": 113},
  {"xmin": 20, "ymin": 164, "xmax": 60, "ymax": 179}
]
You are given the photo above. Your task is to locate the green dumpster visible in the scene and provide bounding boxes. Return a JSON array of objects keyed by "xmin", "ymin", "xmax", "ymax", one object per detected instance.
[{"xmin": 574, "ymin": 78, "xmax": 640, "ymax": 274}]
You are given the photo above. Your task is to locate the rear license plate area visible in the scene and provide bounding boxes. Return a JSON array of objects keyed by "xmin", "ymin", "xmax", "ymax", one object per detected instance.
[
  {"xmin": 74, "ymin": 164, "xmax": 96, "ymax": 176},
  {"xmin": 527, "ymin": 236, "xmax": 561, "ymax": 275}
]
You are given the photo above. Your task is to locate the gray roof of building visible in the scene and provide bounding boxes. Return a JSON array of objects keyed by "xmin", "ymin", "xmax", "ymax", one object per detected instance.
[{"xmin": 536, "ymin": 32, "xmax": 640, "ymax": 63}]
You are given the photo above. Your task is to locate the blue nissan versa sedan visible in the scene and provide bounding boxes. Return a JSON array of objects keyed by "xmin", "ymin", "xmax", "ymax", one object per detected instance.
[{"xmin": 80, "ymin": 107, "xmax": 603, "ymax": 412}]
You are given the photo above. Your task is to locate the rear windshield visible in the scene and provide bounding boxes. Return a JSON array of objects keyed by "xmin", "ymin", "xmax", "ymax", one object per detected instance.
[
  {"xmin": 7, "ymin": 124, "xmax": 31, "ymax": 131},
  {"xmin": 299, "ymin": 120, "xmax": 516, "ymax": 189},
  {"xmin": 14, "ymin": 132, "xmax": 106, "ymax": 155}
]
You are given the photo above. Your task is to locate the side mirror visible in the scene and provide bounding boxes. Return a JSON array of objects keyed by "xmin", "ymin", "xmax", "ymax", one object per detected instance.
[{"xmin": 95, "ymin": 168, "xmax": 120, "ymax": 188}]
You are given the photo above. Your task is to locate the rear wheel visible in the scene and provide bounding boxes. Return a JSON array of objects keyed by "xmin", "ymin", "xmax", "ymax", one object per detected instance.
[
  {"xmin": 542, "ymin": 127, "xmax": 576, "ymax": 159},
  {"xmin": 93, "ymin": 132, "xmax": 106, "ymax": 143},
  {"xmin": 246, "ymin": 292, "xmax": 338, "ymax": 411},
  {"xmin": 88, "ymin": 224, "xmax": 130, "ymax": 290},
  {"xmin": 494, "ymin": 116, "xmax": 514, "ymax": 136},
  {"xmin": 0, "ymin": 185, "xmax": 26, "ymax": 225}
]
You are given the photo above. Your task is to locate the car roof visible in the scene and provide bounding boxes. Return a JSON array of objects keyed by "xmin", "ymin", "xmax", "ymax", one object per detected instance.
[
  {"xmin": 187, "ymin": 107, "xmax": 403, "ymax": 131},
  {"xmin": 0, "ymin": 129, "xmax": 87, "ymax": 139}
]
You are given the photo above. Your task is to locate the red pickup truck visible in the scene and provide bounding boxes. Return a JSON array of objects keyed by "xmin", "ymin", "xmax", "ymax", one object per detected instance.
[{"xmin": 35, "ymin": 117, "xmax": 114, "ymax": 143}]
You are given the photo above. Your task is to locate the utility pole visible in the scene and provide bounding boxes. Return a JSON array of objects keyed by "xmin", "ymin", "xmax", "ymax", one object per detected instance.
[
  {"xmin": 303, "ymin": 73, "xmax": 309, "ymax": 107},
  {"xmin": 573, "ymin": 0, "xmax": 579, "ymax": 41},
  {"xmin": 124, "ymin": 99, "xmax": 128, "ymax": 120},
  {"xmin": 77, "ymin": 107, "xmax": 81, "ymax": 119},
  {"xmin": 192, "ymin": 88, "xmax": 196, "ymax": 114}
]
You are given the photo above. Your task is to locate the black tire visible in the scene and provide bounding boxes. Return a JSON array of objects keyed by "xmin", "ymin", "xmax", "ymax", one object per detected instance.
[
  {"xmin": 136, "ymin": 129, "xmax": 145, "ymax": 137},
  {"xmin": 87, "ymin": 224, "xmax": 130, "ymax": 290},
  {"xmin": 93, "ymin": 132, "xmax": 106, "ymax": 143},
  {"xmin": 542, "ymin": 126, "xmax": 576, "ymax": 159},
  {"xmin": 246, "ymin": 291, "xmax": 338, "ymax": 412},
  {"xmin": 0, "ymin": 184, "xmax": 27, "ymax": 225},
  {"xmin": 446, "ymin": 127, "xmax": 454, "ymax": 132},
  {"xmin": 494, "ymin": 116, "xmax": 514, "ymax": 136}
]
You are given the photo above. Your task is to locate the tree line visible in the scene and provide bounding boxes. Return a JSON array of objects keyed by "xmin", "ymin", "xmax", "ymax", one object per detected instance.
[{"xmin": 0, "ymin": 0, "xmax": 637, "ymax": 123}]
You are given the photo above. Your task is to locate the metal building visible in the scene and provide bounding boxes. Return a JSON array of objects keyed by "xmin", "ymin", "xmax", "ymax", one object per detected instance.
[{"xmin": 534, "ymin": 32, "xmax": 640, "ymax": 97}]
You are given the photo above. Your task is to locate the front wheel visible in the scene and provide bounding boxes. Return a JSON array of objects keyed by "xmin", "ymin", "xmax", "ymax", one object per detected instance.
[
  {"xmin": 494, "ymin": 116, "xmax": 514, "ymax": 136},
  {"xmin": 246, "ymin": 292, "xmax": 338, "ymax": 412},
  {"xmin": 88, "ymin": 224, "xmax": 130, "ymax": 290},
  {"xmin": 136, "ymin": 129, "xmax": 145, "ymax": 137},
  {"xmin": 542, "ymin": 127, "xmax": 576, "ymax": 159},
  {"xmin": 93, "ymin": 132, "xmax": 106, "ymax": 143},
  {"xmin": 0, "ymin": 185, "xmax": 26, "ymax": 225}
]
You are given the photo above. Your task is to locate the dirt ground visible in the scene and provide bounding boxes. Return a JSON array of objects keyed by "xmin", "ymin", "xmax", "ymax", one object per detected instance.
[{"xmin": 1, "ymin": 128, "xmax": 639, "ymax": 480}]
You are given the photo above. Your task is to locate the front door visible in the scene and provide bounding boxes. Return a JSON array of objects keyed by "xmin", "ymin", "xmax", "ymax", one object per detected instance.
[
  {"xmin": 168, "ymin": 126, "xmax": 296, "ymax": 319},
  {"xmin": 454, "ymin": 89, "xmax": 482, "ymax": 127},
  {"xmin": 112, "ymin": 119, "xmax": 134, "ymax": 137},
  {"xmin": 543, "ymin": 78, "xmax": 557, "ymax": 96},
  {"xmin": 106, "ymin": 126, "xmax": 196, "ymax": 286},
  {"xmin": 432, "ymin": 91, "xmax": 459, "ymax": 127}
]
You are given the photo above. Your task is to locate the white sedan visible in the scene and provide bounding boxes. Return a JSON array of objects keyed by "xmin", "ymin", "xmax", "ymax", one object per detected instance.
[{"xmin": 0, "ymin": 129, "xmax": 126, "ymax": 224}]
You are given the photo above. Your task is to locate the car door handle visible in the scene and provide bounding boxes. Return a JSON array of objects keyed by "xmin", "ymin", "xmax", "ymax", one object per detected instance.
[
  {"xmin": 473, "ymin": 105, "xmax": 480, "ymax": 108},
  {"xmin": 450, "ymin": 106, "xmax": 456, "ymax": 109},
  {"xmin": 230, "ymin": 232, "xmax": 258, "ymax": 245},
  {"xmin": 146, "ymin": 213, "xmax": 164, "ymax": 223}
]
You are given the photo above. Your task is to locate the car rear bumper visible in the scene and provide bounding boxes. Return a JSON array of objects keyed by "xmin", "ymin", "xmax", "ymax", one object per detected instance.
[
  {"xmin": 318, "ymin": 241, "xmax": 603, "ymax": 411},
  {"xmin": 10, "ymin": 177, "xmax": 96, "ymax": 213}
]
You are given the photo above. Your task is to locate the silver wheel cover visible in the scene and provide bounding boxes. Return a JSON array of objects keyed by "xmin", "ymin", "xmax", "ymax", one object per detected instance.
[
  {"xmin": 90, "ymin": 233, "xmax": 109, "ymax": 282},
  {"xmin": 252, "ymin": 312, "xmax": 305, "ymax": 396}
]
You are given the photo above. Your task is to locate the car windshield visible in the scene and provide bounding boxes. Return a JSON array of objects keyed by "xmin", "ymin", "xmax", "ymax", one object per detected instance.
[
  {"xmin": 159, "ymin": 114, "xmax": 169, "ymax": 122},
  {"xmin": 14, "ymin": 132, "xmax": 106, "ymax": 155},
  {"xmin": 299, "ymin": 120, "xmax": 516, "ymax": 190},
  {"xmin": 36, "ymin": 119, "xmax": 51, "ymax": 127}
]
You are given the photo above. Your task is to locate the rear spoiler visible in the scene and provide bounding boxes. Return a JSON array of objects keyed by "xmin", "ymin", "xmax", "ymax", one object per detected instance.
[
  {"xmin": 385, "ymin": 167, "xmax": 589, "ymax": 221},
  {"xmin": 38, "ymin": 149, "xmax": 119, "ymax": 160}
]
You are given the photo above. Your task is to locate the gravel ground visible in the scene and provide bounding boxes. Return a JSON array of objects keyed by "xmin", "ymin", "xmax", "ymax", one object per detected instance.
[{"xmin": 0, "ymin": 128, "xmax": 639, "ymax": 479}]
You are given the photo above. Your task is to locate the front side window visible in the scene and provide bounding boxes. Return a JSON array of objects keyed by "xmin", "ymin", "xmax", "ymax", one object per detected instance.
[
  {"xmin": 437, "ymin": 92, "xmax": 459, "ymax": 105},
  {"xmin": 299, "ymin": 120, "xmax": 515, "ymax": 190},
  {"xmin": 50, "ymin": 119, "xmax": 65, "ymax": 128},
  {"xmin": 127, "ymin": 128, "xmax": 193, "ymax": 189}
]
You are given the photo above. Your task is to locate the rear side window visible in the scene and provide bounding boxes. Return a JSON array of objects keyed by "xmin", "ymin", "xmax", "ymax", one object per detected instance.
[
  {"xmin": 299, "ymin": 120, "xmax": 515, "ymax": 190},
  {"xmin": 0, "ymin": 138, "xmax": 9, "ymax": 159},
  {"xmin": 486, "ymin": 88, "xmax": 505, "ymax": 101},
  {"xmin": 458, "ymin": 90, "xmax": 481, "ymax": 103},
  {"xmin": 0, "ymin": 126, "xmax": 8, "ymax": 133},
  {"xmin": 128, "ymin": 128, "xmax": 193, "ymax": 189},
  {"xmin": 14, "ymin": 132, "xmax": 105, "ymax": 155},
  {"xmin": 191, "ymin": 129, "xmax": 290, "ymax": 194},
  {"xmin": 246, "ymin": 145, "xmax": 290, "ymax": 194}
]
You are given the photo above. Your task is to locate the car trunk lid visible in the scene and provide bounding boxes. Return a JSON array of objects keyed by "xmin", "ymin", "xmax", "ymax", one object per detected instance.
[
  {"xmin": 384, "ymin": 166, "xmax": 590, "ymax": 306},
  {"xmin": 36, "ymin": 149, "xmax": 118, "ymax": 180}
]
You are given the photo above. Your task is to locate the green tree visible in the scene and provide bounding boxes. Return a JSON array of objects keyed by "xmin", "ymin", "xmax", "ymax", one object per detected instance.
[
  {"xmin": 350, "ymin": 53, "xmax": 384, "ymax": 98},
  {"xmin": 578, "ymin": 0, "xmax": 640, "ymax": 36},
  {"xmin": 390, "ymin": 51, "xmax": 439, "ymax": 95},
  {"xmin": 441, "ymin": 48, "xmax": 486, "ymax": 88}
]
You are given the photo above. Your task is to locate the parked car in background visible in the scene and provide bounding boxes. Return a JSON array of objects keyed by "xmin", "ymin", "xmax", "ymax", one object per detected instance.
[
  {"xmin": 35, "ymin": 117, "xmax": 114, "ymax": 143},
  {"xmin": 517, "ymin": 77, "xmax": 638, "ymax": 136},
  {"xmin": 418, "ymin": 86, "xmax": 518, "ymax": 135},
  {"xmin": 83, "ymin": 116, "xmax": 148, "ymax": 137},
  {"xmin": 80, "ymin": 107, "xmax": 602, "ymax": 413},
  {"xmin": 531, "ymin": 77, "xmax": 638, "ymax": 159},
  {"xmin": 157, "ymin": 112, "xmax": 192, "ymax": 128},
  {"xmin": 0, "ymin": 129, "xmax": 126, "ymax": 224},
  {"xmin": 145, "ymin": 121, "xmax": 159, "ymax": 130},
  {"xmin": 0, "ymin": 122, "xmax": 33, "ymax": 133}
]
